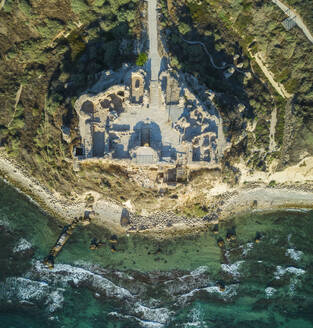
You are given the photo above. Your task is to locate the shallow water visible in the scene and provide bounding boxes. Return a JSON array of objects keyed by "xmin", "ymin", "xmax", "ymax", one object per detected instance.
[{"xmin": 0, "ymin": 179, "xmax": 312, "ymax": 327}]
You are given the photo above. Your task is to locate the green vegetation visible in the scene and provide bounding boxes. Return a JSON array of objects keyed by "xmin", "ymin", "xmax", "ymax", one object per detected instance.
[
  {"xmin": 283, "ymin": 0, "xmax": 313, "ymax": 33},
  {"xmin": 0, "ymin": 0, "xmax": 143, "ymax": 195},
  {"xmin": 136, "ymin": 52, "xmax": 148, "ymax": 66},
  {"xmin": 182, "ymin": 203, "xmax": 208, "ymax": 218},
  {"xmin": 160, "ymin": 0, "xmax": 313, "ymax": 168}
]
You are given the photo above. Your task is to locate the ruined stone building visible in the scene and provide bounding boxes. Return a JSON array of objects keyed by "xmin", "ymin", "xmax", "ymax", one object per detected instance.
[{"xmin": 74, "ymin": 67, "xmax": 226, "ymax": 169}]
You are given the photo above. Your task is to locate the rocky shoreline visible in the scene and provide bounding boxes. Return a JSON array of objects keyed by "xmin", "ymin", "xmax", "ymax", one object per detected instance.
[{"xmin": 0, "ymin": 150, "xmax": 312, "ymax": 239}]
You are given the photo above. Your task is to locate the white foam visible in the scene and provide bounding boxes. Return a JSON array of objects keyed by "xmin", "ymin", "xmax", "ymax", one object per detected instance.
[
  {"xmin": 184, "ymin": 306, "xmax": 208, "ymax": 328},
  {"xmin": 14, "ymin": 277, "xmax": 48, "ymax": 301},
  {"xmin": 13, "ymin": 238, "xmax": 32, "ymax": 253},
  {"xmin": 178, "ymin": 284, "xmax": 238, "ymax": 304},
  {"xmin": 265, "ymin": 287, "xmax": 276, "ymax": 298},
  {"xmin": 32, "ymin": 261, "xmax": 133, "ymax": 300},
  {"xmin": 0, "ymin": 216, "xmax": 10, "ymax": 229},
  {"xmin": 190, "ymin": 266, "xmax": 208, "ymax": 276},
  {"xmin": 0, "ymin": 276, "xmax": 64, "ymax": 313},
  {"xmin": 133, "ymin": 303, "xmax": 172, "ymax": 324},
  {"xmin": 47, "ymin": 289, "xmax": 64, "ymax": 313},
  {"xmin": 221, "ymin": 261, "xmax": 244, "ymax": 278},
  {"xmin": 108, "ymin": 311, "xmax": 165, "ymax": 328},
  {"xmin": 240, "ymin": 242, "xmax": 254, "ymax": 256},
  {"xmin": 274, "ymin": 266, "xmax": 305, "ymax": 279},
  {"xmin": 286, "ymin": 249, "xmax": 303, "ymax": 261}
]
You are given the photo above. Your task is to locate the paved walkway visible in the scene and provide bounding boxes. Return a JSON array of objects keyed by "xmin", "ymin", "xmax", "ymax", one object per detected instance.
[
  {"xmin": 272, "ymin": 0, "xmax": 313, "ymax": 44},
  {"xmin": 147, "ymin": 0, "xmax": 162, "ymax": 121},
  {"xmin": 147, "ymin": 0, "xmax": 161, "ymax": 82}
]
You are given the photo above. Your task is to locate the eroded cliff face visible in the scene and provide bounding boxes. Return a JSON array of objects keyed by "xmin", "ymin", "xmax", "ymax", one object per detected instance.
[{"xmin": 0, "ymin": 0, "xmax": 312, "ymax": 221}]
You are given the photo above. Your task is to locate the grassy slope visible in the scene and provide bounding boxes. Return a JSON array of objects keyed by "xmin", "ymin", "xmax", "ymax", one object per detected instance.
[
  {"xmin": 0, "ymin": 0, "xmax": 146, "ymax": 199},
  {"xmin": 160, "ymin": 0, "xmax": 313, "ymax": 167}
]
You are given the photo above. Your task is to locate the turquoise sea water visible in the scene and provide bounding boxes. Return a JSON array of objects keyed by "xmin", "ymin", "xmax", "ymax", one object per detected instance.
[{"xmin": 0, "ymin": 179, "xmax": 312, "ymax": 327}]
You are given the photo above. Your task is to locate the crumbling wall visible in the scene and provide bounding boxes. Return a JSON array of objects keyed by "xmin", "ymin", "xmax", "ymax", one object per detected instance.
[{"xmin": 131, "ymin": 72, "xmax": 144, "ymax": 103}]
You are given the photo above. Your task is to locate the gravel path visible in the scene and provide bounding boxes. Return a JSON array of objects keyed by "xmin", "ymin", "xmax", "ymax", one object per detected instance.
[{"xmin": 272, "ymin": 0, "xmax": 313, "ymax": 44}]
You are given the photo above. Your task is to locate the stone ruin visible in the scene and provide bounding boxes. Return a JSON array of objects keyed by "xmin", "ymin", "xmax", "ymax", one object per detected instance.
[
  {"xmin": 74, "ymin": 66, "xmax": 228, "ymax": 180},
  {"xmin": 131, "ymin": 72, "xmax": 144, "ymax": 103}
]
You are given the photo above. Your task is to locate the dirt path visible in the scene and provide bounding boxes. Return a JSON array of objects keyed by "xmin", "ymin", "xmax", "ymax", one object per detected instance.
[
  {"xmin": 0, "ymin": 0, "xmax": 6, "ymax": 11},
  {"xmin": 269, "ymin": 107, "xmax": 277, "ymax": 151},
  {"xmin": 272, "ymin": 0, "xmax": 313, "ymax": 44},
  {"xmin": 8, "ymin": 84, "xmax": 23, "ymax": 128},
  {"xmin": 254, "ymin": 52, "xmax": 293, "ymax": 99},
  {"xmin": 220, "ymin": 187, "xmax": 313, "ymax": 221},
  {"xmin": 181, "ymin": 37, "xmax": 245, "ymax": 74}
]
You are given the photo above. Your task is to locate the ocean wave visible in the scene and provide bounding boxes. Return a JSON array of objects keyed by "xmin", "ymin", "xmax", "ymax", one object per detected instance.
[
  {"xmin": 30, "ymin": 261, "xmax": 133, "ymax": 300},
  {"xmin": 27, "ymin": 261, "xmax": 172, "ymax": 324},
  {"xmin": 13, "ymin": 238, "xmax": 32, "ymax": 253},
  {"xmin": 0, "ymin": 216, "xmax": 11, "ymax": 229},
  {"xmin": 0, "ymin": 277, "xmax": 64, "ymax": 313},
  {"xmin": 221, "ymin": 261, "xmax": 244, "ymax": 278},
  {"xmin": 184, "ymin": 306, "xmax": 208, "ymax": 328},
  {"xmin": 286, "ymin": 248, "xmax": 303, "ymax": 261},
  {"xmin": 178, "ymin": 284, "xmax": 238, "ymax": 304},
  {"xmin": 265, "ymin": 287, "xmax": 276, "ymax": 299},
  {"xmin": 274, "ymin": 266, "xmax": 306, "ymax": 296},
  {"xmin": 133, "ymin": 303, "xmax": 173, "ymax": 324},
  {"xmin": 274, "ymin": 266, "xmax": 305, "ymax": 279},
  {"xmin": 164, "ymin": 266, "xmax": 211, "ymax": 296},
  {"xmin": 108, "ymin": 311, "xmax": 167, "ymax": 328},
  {"xmin": 190, "ymin": 266, "xmax": 209, "ymax": 276},
  {"xmin": 240, "ymin": 242, "xmax": 254, "ymax": 256}
]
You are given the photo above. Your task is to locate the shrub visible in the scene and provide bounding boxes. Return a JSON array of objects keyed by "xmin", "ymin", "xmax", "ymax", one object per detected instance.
[{"xmin": 136, "ymin": 52, "xmax": 148, "ymax": 66}]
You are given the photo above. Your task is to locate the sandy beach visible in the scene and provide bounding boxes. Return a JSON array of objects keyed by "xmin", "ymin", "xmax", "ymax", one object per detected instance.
[{"xmin": 0, "ymin": 149, "xmax": 312, "ymax": 236}]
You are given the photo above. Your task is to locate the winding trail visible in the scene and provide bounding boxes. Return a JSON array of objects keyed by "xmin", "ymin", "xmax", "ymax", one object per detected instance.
[
  {"xmin": 272, "ymin": 0, "xmax": 313, "ymax": 44},
  {"xmin": 181, "ymin": 37, "xmax": 246, "ymax": 74}
]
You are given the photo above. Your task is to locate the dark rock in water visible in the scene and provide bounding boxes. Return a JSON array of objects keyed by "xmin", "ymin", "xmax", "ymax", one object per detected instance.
[
  {"xmin": 120, "ymin": 208, "xmax": 130, "ymax": 227},
  {"xmin": 226, "ymin": 232, "xmax": 236, "ymax": 242},
  {"xmin": 109, "ymin": 235, "xmax": 118, "ymax": 243},
  {"xmin": 90, "ymin": 238, "xmax": 105, "ymax": 250},
  {"xmin": 255, "ymin": 232, "xmax": 262, "ymax": 243},
  {"xmin": 153, "ymin": 247, "xmax": 162, "ymax": 255},
  {"xmin": 203, "ymin": 213, "xmax": 218, "ymax": 222},
  {"xmin": 217, "ymin": 280, "xmax": 226, "ymax": 292},
  {"xmin": 217, "ymin": 238, "xmax": 225, "ymax": 248},
  {"xmin": 212, "ymin": 224, "xmax": 219, "ymax": 234}
]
